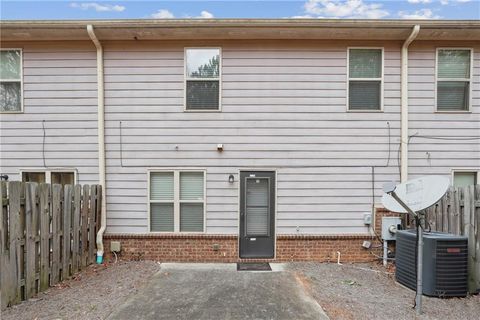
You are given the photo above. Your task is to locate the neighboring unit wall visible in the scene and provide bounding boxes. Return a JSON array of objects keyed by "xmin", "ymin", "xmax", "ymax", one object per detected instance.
[
  {"xmin": 408, "ymin": 41, "xmax": 480, "ymax": 180},
  {"xmin": 0, "ymin": 42, "xmax": 99, "ymax": 185},
  {"xmin": 103, "ymin": 40, "xmax": 401, "ymax": 234}
]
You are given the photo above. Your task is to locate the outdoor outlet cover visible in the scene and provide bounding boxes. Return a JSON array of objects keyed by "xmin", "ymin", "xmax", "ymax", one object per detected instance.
[
  {"xmin": 363, "ymin": 213, "xmax": 372, "ymax": 225},
  {"xmin": 110, "ymin": 241, "xmax": 121, "ymax": 252},
  {"xmin": 212, "ymin": 244, "xmax": 220, "ymax": 251},
  {"xmin": 362, "ymin": 241, "xmax": 372, "ymax": 249}
]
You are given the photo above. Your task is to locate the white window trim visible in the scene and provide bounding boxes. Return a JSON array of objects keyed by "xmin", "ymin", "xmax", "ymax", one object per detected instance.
[
  {"xmin": 1, "ymin": 48, "xmax": 23, "ymax": 114},
  {"xmin": 435, "ymin": 48, "xmax": 473, "ymax": 113},
  {"xmin": 451, "ymin": 168, "xmax": 479, "ymax": 186},
  {"xmin": 147, "ymin": 168, "xmax": 207, "ymax": 233},
  {"xmin": 346, "ymin": 47, "xmax": 384, "ymax": 112},
  {"xmin": 19, "ymin": 168, "xmax": 78, "ymax": 184},
  {"xmin": 184, "ymin": 47, "xmax": 222, "ymax": 112}
]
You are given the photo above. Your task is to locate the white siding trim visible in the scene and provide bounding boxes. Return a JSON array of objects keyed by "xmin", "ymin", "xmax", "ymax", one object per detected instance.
[
  {"xmin": 434, "ymin": 47, "xmax": 473, "ymax": 113},
  {"xmin": 0, "ymin": 48, "xmax": 24, "ymax": 114},
  {"xmin": 346, "ymin": 47, "xmax": 384, "ymax": 112},
  {"xmin": 184, "ymin": 47, "xmax": 222, "ymax": 112}
]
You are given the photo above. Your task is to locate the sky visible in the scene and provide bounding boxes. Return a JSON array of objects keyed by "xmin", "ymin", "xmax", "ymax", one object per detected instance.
[{"xmin": 0, "ymin": 0, "xmax": 479, "ymax": 20}]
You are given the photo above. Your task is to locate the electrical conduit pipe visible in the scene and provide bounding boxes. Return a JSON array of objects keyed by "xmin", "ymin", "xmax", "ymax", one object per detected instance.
[
  {"xmin": 87, "ymin": 25, "xmax": 107, "ymax": 264},
  {"xmin": 400, "ymin": 25, "xmax": 420, "ymax": 183}
]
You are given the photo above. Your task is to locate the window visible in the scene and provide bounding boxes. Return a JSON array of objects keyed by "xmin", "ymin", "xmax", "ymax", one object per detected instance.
[
  {"xmin": 453, "ymin": 171, "xmax": 478, "ymax": 187},
  {"xmin": 149, "ymin": 170, "xmax": 205, "ymax": 232},
  {"xmin": 1, "ymin": 49, "xmax": 22, "ymax": 112},
  {"xmin": 436, "ymin": 49, "xmax": 472, "ymax": 111},
  {"xmin": 21, "ymin": 170, "xmax": 76, "ymax": 187},
  {"xmin": 348, "ymin": 48, "xmax": 383, "ymax": 111},
  {"xmin": 185, "ymin": 48, "xmax": 220, "ymax": 111}
]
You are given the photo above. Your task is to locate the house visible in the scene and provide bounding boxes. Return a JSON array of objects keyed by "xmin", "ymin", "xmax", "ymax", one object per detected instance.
[{"xmin": 1, "ymin": 19, "xmax": 479, "ymax": 262}]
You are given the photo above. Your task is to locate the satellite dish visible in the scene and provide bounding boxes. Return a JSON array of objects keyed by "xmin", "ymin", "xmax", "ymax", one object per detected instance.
[{"xmin": 382, "ymin": 176, "xmax": 450, "ymax": 213}]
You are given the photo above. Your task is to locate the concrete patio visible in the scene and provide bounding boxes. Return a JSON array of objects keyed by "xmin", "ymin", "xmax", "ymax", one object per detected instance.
[{"xmin": 107, "ymin": 263, "xmax": 329, "ymax": 320}]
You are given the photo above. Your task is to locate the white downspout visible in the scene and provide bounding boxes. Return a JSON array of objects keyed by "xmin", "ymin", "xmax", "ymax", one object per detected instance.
[
  {"xmin": 400, "ymin": 25, "xmax": 420, "ymax": 183},
  {"xmin": 87, "ymin": 24, "xmax": 107, "ymax": 264}
]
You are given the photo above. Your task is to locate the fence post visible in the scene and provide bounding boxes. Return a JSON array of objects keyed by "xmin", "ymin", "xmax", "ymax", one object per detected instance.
[
  {"xmin": 39, "ymin": 183, "xmax": 51, "ymax": 291},
  {"xmin": 81, "ymin": 185, "xmax": 90, "ymax": 268},
  {"xmin": 8, "ymin": 182, "xmax": 23, "ymax": 304},
  {"xmin": 89, "ymin": 185, "xmax": 97, "ymax": 264},
  {"xmin": 0, "ymin": 181, "xmax": 10, "ymax": 310},
  {"xmin": 474, "ymin": 186, "xmax": 480, "ymax": 292},
  {"xmin": 51, "ymin": 184, "xmax": 62, "ymax": 285},
  {"xmin": 72, "ymin": 185, "xmax": 82, "ymax": 273},
  {"xmin": 62, "ymin": 185, "xmax": 73, "ymax": 280},
  {"xmin": 25, "ymin": 183, "xmax": 39, "ymax": 299}
]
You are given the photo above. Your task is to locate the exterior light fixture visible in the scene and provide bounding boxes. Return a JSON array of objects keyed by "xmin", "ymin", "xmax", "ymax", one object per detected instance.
[{"xmin": 228, "ymin": 174, "xmax": 234, "ymax": 183}]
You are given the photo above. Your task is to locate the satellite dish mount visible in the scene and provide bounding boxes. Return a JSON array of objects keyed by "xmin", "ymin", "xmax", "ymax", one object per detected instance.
[{"xmin": 381, "ymin": 176, "xmax": 450, "ymax": 316}]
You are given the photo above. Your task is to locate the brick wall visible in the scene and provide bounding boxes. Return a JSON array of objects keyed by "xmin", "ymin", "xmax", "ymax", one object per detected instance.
[
  {"xmin": 102, "ymin": 208, "xmax": 402, "ymax": 263},
  {"xmin": 103, "ymin": 234, "xmax": 376, "ymax": 263}
]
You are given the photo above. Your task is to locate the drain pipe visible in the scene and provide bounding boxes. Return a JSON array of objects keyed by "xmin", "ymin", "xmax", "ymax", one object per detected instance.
[
  {"xmin": 87, "ymin": 24, "xmax": 107, "ymax": 264},
  {"xmin": 400, "ymin": 25, "xmax": 420, "ymax": 183}
]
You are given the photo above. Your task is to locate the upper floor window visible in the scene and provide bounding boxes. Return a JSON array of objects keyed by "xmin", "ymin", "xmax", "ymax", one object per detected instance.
[
  {"xmin": 185, "ymin": 48, "xmax": 221, "ymax": 111},
  {"xmin": 436, "ymin": 49, "xmax": 472, "ymax": 111},
  {"xmin": 1, "ymin": 49, "xmax": 22, "ymax": 113},
  {"xmin": 348, "ymin": 48, "xmax": 383, "ymax": 111}
]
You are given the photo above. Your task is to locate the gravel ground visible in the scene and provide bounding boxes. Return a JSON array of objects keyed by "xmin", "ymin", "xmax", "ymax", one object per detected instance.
[
  {"xmin": 1, "ymin": 261, "xmax": 161, "ymax": 320},
  {"xmin": 2, "ymin": 261, "xmax": 478, "ymax": 320},
  {"xmin": 288, "ymin": 262, "xmax": 480, "ymax": 320}
]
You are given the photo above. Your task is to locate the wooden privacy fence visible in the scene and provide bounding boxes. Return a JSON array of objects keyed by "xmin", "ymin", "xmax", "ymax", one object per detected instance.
[
  {"xmin": 0, "ymin": 181, "xmax": 102, "ymax": 310},
  {"xmin": 423, "ymin": 185, "xmax": 480, "ymax": 293}
]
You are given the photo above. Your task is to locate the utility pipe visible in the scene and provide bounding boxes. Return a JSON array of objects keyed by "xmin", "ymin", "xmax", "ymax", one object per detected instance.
[
  {"xmin": 87, "ymin": 24, "xmax": 107, "ymax": 264},
  {"xmin": 400, "ymin": 25, "xmax": 420, "ymax": 183}
]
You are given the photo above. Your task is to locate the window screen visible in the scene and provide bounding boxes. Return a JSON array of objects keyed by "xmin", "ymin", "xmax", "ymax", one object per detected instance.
[
  {"xmin": 185, "ymin": 48, "xmax": 220, "ymax": 110},
  {"xmin": 1, "ymin": 50, "xmax": 22, "ymax": 112},
  {"xmin": 51, "ymin": 172, "xmax": 75, "ymax": 186},
  {"xmin": 453, "ymin": 172, "xmax": 477, "ymax": 187},
  {"xmin": 348, "ymin": 49, "xmax": 382, "ymax": 111},
  {"xmin": 22, "ymin": 172, "xmax": 46, "ymax": 184},
  {"xmin": 150, "ymin": 172, "xmax": 174, "ymax": 232},
  {"xmin": 437, "ymin": 49, "xmax": 471, "ymax": 111},
  {"xmin": 246, "ymin": 178, "xmax": 269, "ymax": 236}
]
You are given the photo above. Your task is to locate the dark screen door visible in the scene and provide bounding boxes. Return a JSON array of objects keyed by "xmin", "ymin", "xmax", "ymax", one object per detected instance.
[{"xmin": 239, "ymin": 171, "xmax": 275, "ymax": 259}]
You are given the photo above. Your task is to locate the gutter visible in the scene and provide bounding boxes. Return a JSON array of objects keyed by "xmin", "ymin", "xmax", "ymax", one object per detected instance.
[
  {"xmin": 400, "ymin": 25, "xmax": 420, "ymax": 183},
  {"xmin": 87, "ymin": 24, "xmax": 107, "ymax": 264}
]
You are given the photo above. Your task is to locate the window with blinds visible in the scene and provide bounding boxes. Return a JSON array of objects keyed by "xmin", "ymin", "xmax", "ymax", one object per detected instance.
[
  {"xmin": 348, "ymin": 48, "xmax": 383, "ymax": 111},
  {"xmin": 436, "ymin": 49, "xmax": 472, "ymax": 111},
  {"xmin": 149, "ymin": 170, "xmax": 205, "ymax": 232},
  {"xmin": 185, "ymin": 48, "xmax": 220, "ymax": 111},
  {"xmin": 1, "ymin": 49, "xmax": 22, "ymax": 112}
]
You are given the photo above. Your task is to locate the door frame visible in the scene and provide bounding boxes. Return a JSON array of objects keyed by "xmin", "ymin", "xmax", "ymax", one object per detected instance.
[{"xmin": 237, "ymin": 169, "xmax": 277, "ymax": 259}]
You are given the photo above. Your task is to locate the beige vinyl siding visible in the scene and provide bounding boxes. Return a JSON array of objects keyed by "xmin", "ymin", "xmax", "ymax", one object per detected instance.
[
  {"xmin": 2, "ymin": 39, "xmax": 477, "ymax": 235},
  {"xmin": 103, "ymin": 40, "xmax": 401, "ymax": 234},
  {"xmin": 408, "ymin": 42, "xmax": 480, "ymax": 179},
  {"xmin": 0, "ymin": 41, "xmax": 99, "ymax": 185}
]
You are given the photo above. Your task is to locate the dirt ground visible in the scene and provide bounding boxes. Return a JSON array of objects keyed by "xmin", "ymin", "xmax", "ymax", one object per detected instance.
[
  {"xmin": 2, "ymin": 261, "xmax": 479, "ymax": 320},
  {"xmin": 1, "ymin": 261, "xmax": 161, "ymax": 320},
  {"xmin": 289, "ymin": 262, "xmax": 480, "ymax": 320}
]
